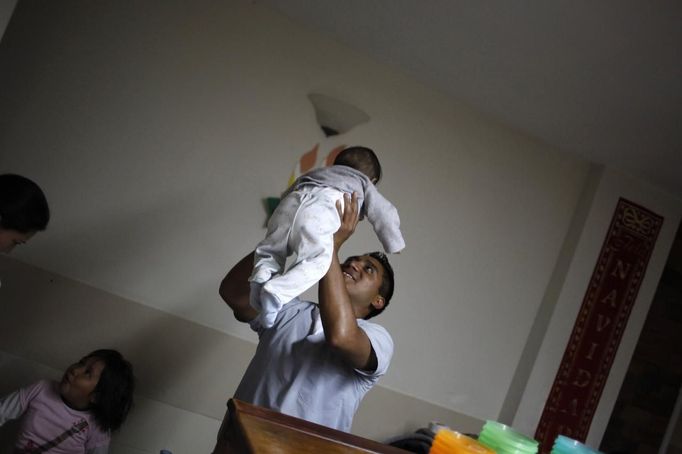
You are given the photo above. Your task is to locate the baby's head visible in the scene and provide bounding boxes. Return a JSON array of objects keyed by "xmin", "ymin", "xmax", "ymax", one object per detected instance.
[
  {"xmin": 60, "ymin": 349, "xmax": 135, "ymax": 432},
  {"xmin": 333, "ymin": 146, "xmax": 382, "ymax": 184}
]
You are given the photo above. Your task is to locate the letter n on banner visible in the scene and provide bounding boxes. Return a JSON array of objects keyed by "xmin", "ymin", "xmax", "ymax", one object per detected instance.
[{"xmin": 534, "ymin": 198, "xmax": 663, "ymax": 453}]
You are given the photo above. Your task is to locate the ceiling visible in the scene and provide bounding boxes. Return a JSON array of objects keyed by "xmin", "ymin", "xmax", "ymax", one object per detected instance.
[{"xmin": 260, "ymin": 0, "xmax": 682, "ymax": 199}]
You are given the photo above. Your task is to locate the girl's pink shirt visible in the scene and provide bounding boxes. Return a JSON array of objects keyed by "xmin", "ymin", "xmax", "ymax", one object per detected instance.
[{"xmin": 14, "ymin": 379, "xmax": 109, "ymax": 453}]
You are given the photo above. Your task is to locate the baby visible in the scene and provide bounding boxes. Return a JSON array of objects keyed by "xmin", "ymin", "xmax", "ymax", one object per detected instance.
[{"xmin": 250, "ymin": 146, "xmax": 404, "ymax": 328}]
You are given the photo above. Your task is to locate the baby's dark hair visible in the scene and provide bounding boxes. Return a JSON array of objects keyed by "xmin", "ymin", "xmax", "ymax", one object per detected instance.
[
  {"xmin": 0, "ymin": 174, "xmax": 50, "ymax": 232},
  {"xmin": 87, "ymin": 349, "xmax": 135, "ymax": 432},
  {"xmin": 333, "ymin": 146, "xmax": 382, "ymax": 184}
]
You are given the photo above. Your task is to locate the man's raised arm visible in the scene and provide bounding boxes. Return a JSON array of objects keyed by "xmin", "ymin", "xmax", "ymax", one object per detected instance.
[
  {"xmin": 318, "ymin": 193, "xmax": 377, "ymax": 371},
  {"xmin": 219, "ymin": 252, "xmax": 259, "ymax": 323}
]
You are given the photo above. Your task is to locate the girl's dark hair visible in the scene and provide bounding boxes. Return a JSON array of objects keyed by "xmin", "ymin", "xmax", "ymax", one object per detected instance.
[
  {"xmin": 333, "ymin": 146, "xmax": 382, "ymax": 184},
  {"xmin": 0, "ymin": 174, "xmax": 50, "ymax": 232},
  {"xmin": 87, "ymin": 349, "xmax": 135, "ymax": 432}
]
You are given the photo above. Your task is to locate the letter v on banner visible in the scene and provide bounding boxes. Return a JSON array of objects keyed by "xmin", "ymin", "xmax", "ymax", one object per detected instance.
[{"xmin": 534, "ymin": 198, "xmax": 663, "ymax": 453}]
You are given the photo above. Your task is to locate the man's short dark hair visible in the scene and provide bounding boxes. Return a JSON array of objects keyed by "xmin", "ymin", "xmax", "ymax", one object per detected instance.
[
  {"xmin": 333, "ymin": 146, "xmax": 382, "ymax": 184},
  {"xmin": 365, "ymin": 251, "xmax": 394, "ymax": 320},
  {"xmin": 0, "ymin": 174, "xmax": 50, "ymax": 232}
]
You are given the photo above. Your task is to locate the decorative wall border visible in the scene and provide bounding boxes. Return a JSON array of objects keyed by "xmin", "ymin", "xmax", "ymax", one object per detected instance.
[{"xmin": 535, "ymin": 198, "xmax": 663, "ymax": 452}]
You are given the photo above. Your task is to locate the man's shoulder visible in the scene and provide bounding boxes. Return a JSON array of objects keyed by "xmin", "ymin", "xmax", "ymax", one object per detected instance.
[
  {"xmin": 282, "ymin": 297, "xmax": 316, "ymax": 311},
  {"xmin": 356, "ymin": 319, "xmax": 393, "ymax": 377},
  {"xmin": 357, "ymin": 319, "xmax": 392, "ymax": 342},
  {"xmin": 250, "ymin": 298, "xmax": 315, "ymax": 332}
]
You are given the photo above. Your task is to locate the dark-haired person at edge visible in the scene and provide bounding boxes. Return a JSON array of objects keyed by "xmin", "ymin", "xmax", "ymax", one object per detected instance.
[
  {"xmin": 214, "ymin": 192, "xmax": 394, "ymax": 451},
  {"xmin": 0, "ymin": 174, "xmax": 50, "ymax": 256}
]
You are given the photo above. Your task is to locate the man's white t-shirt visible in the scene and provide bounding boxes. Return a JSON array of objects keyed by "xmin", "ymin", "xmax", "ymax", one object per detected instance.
[{"xmin": 233, "ymin": 298, "xmax": 393, "ymax": 432}]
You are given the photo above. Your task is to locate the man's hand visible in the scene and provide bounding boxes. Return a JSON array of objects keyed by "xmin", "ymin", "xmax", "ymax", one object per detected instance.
[{"xmin": 334, "ymin": 192, "xmax": 359, "ymax": 251}]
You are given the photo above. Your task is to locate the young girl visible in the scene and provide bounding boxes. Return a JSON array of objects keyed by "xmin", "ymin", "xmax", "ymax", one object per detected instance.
[{"xmin": 0, "ymin": 349, "xmax": 135, "ymax": 454}]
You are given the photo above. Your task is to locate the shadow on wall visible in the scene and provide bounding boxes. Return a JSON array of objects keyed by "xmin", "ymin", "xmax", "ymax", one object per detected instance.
[{"xmin": 32, "ymin": 182, "xmax": 233, "ymax": 294}]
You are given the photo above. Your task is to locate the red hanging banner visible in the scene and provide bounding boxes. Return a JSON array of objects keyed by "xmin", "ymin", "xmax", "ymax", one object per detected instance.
[{"xmin": 535, "ymin": 198, "xmax": 663, "ymax": 452}]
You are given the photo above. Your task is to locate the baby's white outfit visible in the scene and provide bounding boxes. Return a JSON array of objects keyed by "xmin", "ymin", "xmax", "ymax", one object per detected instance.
[{"xmin": 250, "ymin": 165, "xmax": 405, "ymax": 328}]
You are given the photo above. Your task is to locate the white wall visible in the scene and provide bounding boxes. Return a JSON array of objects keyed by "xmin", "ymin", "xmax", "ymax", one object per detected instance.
[
  {"xmin": 0, "ymin": 0, "xmax": 592, "ymax": 422},
  {"xmin": 0, "ymin": 0, "xmax": 678, "ymax": 449}
]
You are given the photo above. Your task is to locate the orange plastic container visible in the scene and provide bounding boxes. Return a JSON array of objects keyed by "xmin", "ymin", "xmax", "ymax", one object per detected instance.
[{"xmin": 430, "ymin": 428, "xmax": 496, "ymax": 454}]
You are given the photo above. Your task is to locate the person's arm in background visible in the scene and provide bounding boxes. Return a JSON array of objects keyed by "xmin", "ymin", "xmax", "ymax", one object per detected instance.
[
  {"xmin": 318, "ymin": 192, "xmax": 377, "ymax": 371},
  {"xmin": 219, "ymin": 252, "xmax": 259, "ymax": 323},
  {"xmin": 0, "ymin": 389, "xmax": 25, "ymax": 426}
]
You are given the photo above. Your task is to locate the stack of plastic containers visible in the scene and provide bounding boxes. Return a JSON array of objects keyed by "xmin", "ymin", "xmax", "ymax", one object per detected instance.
[
  {"xmin": 477, "ymin": 420, "xmax": 538, "ymax": 454},
  {"xmin": 429, "ymin": 428, "xmax": 496, "ymax": 454},
  {"xmin": 550, "ymin": 435, "xmax": 603, "ymax": 454}
]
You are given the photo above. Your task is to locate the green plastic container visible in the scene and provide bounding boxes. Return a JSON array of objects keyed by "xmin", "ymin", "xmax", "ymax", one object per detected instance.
[{"xmin": 478, "ymin": 421, "xmax": 539, "ymax": 454}]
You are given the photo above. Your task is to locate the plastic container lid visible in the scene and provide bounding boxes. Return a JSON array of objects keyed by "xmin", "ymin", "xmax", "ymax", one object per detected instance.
[
  {"xmin": 478, "ymin": 421, "xmax": 538, "ymax": 454},
  {"xmin": 430, "ymin": 428, "xmax": 496, "ymax": 454},
  {"xmin": 481, "ymin": 421, "xmax": 538, "ymax": 444},
  {"xmin": 551, "ymin": 435, "xmax": 602, "ymax": 454},
  {"xmin": 478, "ymin": 434, "xmax": 536, "ymax": 454}
]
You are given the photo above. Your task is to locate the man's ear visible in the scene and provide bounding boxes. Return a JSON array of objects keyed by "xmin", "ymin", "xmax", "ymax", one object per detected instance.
[{"xmin": 370, "ymin": 295, "xmax": 385, "ymax": 312}]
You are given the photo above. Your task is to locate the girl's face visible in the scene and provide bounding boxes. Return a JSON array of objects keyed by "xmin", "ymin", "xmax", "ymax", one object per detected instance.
[
  {"xmin": 0, "ymin": 228, "xmax": 35, "ymax": 254},
  {"xmin": 60, "ymin": 356, "xmax": 105, "ymax": 410}
]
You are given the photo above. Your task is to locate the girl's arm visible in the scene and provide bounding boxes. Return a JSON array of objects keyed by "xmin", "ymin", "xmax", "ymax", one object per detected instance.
[
  {"xmin": 0, "ymin": 389, "xmax": 26, "ymax": 426},
  {"xmin": 86, "ymin": 445, "xmax": 109, "ymax": 454}
]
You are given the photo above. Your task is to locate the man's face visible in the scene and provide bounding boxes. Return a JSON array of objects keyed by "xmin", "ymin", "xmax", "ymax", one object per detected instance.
[{"xmin": 341, "ymin": 255, "xmax": 384, "ymax": 307}]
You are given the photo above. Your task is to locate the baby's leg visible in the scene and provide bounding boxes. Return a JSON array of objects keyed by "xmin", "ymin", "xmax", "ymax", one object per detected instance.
[
  {"xmin": 260, "ymin": 188, "xmax": 342, "ymax": 327},
  {"xmin": 250, "ymin": 192, "xmax": 302, "ymax": 311},
  {"xmin": 252, "ymin": 194, "xmax": 302, "ymax": 282}
]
